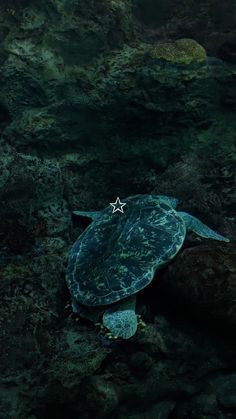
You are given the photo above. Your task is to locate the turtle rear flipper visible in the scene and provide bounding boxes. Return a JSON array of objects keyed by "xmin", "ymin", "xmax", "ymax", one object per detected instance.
[{"xmin": 178, "ymin": 211, "xmax": 229, "ymax": 242}]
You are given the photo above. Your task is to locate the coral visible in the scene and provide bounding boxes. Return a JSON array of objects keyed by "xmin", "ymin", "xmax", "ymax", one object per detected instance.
[{"xmin": 148, "ymin": 38, "xmax": 207, "ymax": 64}]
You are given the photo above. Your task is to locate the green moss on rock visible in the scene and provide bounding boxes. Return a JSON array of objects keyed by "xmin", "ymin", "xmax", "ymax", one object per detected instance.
[{"xmin": 148, "ymin": 38, "xmax": 207, "ymax": 64}]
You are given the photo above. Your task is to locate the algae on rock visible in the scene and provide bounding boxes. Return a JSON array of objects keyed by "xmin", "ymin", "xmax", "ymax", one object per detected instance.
[{"xmin": 148, "ymin": 38, "xmax": 207, "ymax": 64}]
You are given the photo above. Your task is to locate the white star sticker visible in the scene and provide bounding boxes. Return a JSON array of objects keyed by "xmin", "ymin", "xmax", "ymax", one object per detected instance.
[{"xmin": 110, "ymin": 197, "xmax": 127, "ymax": 213}]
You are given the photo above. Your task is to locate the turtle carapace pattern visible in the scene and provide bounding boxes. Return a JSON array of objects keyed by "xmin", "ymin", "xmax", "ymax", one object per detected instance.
[{"xmin": 66, "ymin": 194, "xmax": 229, "ymax": 339}]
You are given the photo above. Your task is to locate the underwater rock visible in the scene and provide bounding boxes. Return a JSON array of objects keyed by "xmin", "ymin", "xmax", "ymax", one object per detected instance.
[
  {"xmin": 48, "ymin": 327, "xmax": 108, "ymax": 389},
  {"xmin": 211, "ymin": 373, "xmax": 236, "ymax": 408},
  {"xmin": 0, "ymin": 255, "xmax": 64, "ymax": 417},
  {"xmin": 174, "ymin": 392, "xmax": 219, "ymax": 418},
  {"xmin": 0, "ymin": 143, "xmax": 70, "ymax": 254},
  {"xmin": 0, "ymin": 0, "xmax": 133, "ymax": 148},
  {"xmin": 0, "ymin": 385, "xmax": 30, "ymax": 419},
  {"xmin": 218, "ymin": 39, "xmax": 236, "ymax": 64},
  {"xmin": 147, "ymin": 38, "xmax": 207, "ymax": 64},
  {"xmin": 128, "ymin": 351, "xmax": 153, "ymax": 377},
  {"xmin": 118, "ymin": 400, "xmax": 176, "ymax": 419},
  {"xmin": 81, "ymin": 375, "xmax": 119, "ymax": 418},
  {"xmin": 160, "ymin": 242, "xmax": 236, "ymax": 330},
  {"xmin": 1, "ymin": 12, "xmax": 234, "ymax": 153}
]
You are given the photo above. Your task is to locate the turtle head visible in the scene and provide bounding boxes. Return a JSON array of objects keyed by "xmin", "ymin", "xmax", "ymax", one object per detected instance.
[
  {"xmin": 158, "ymin": 195, "xmax": 179, "ymax": 209},
  {"xmin": 103, "ymin": 306, "xmax": 138, "ymax": 339}
]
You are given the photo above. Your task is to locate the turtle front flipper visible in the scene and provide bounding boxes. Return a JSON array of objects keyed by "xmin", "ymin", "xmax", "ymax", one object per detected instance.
[
  {"xmin": 73, "ymin": 210, "xmax": 100, "ymax": 220},
  {"xmin": 178, "ymin": 211, "xmax": 230, "ymax": 242},
  {"xmin": 103, "ymin": 296, "xmax": 137, "ymax": 339}
]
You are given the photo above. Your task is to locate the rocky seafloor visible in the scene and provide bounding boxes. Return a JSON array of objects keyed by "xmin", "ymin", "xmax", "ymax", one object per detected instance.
[{"xmin": 0, "ymin": 1, "xmax": 236, "ymax": 418}]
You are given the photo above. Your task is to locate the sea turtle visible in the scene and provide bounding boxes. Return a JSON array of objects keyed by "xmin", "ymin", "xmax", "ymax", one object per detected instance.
[{"xmin": 66, "ymin": 194, "xmax": 229, "ymax": 339}]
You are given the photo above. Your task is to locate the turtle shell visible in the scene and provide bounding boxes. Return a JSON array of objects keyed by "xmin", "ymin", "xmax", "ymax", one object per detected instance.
[{"xmin": 66, "ymin": 195, "xmax": 186, "ymax": 306}]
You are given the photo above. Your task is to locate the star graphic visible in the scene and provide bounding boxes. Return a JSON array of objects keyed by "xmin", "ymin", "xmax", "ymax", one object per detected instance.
[{"xmin": 110, "ymin": 197, "xmax": 127, "ymax": 213}]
